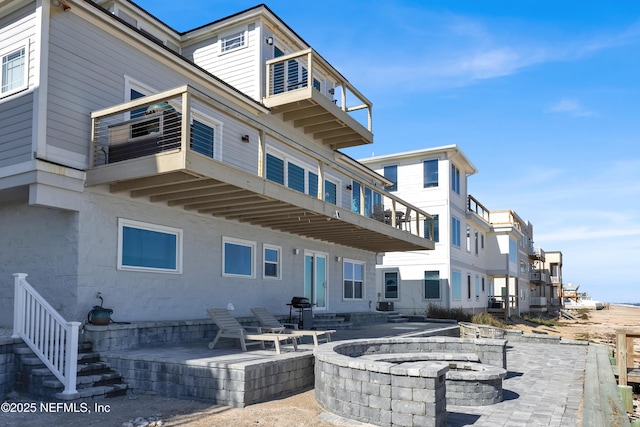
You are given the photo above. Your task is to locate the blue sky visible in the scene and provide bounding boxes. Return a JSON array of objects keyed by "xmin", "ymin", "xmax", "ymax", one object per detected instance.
[{"xmin": 133, "ymin": 1, "xmax": 640, "ymax": 303}]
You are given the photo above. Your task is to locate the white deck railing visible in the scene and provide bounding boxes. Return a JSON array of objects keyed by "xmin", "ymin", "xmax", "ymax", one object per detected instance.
[{"xmin": 12, "ymin": 273, "xmax": 80, "ymax": 396}]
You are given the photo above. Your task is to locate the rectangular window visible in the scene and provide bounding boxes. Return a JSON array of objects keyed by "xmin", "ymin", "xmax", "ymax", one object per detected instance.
[
  {"xmin": 191, "ymin": 119, "xmax": 215, "ymax": 158},
  {"xmin": 351, "ymin": 181, "xmax": 361, "ymax": 213},
  {"xmin": 324, "ymin": 180, "xmax": 337, "ymax": 204},
  {"xmin": 451, "ymin": 164, "xmax": 461, "ymax": 194},
  {"xmin": 474, "ymin": 230, "xmax": 479, "ymax": 255},
  {"xmin": 424, "ymin": 214, "xmax": 439, "ymax": 242},
  {"xmin": 481, "ymin": 234, "xmax": 485, "ymax": 249},
  {"xmin": 221, "ymin": 31, "xmax": 246, "ymax": 53},
  {"xmin": 467, "ymin": 275, "xmax": 472, "ymax": 299},
  {"xmin": 266, "ymin": 153, "xmax": 284, "ymax": 185},
  {"xmin": 263, "ymin": 245, "xmax": 281, "ymax": 279},
  {"xmin": 466, "ymin": 225, "xmax": 471, "ymax": 252},
  {"xmin": 451, "ymin": 217, "xmax": 461, "ymax": 247},
  {"xmin": 384, "ymin": 271, "xmax": 398, "ymax": 299},
  {"xmin": 452, "ymin": 271, "xmax": 462, "ymax": 300},
  {"xmin": 308, "ymin": 171, "xmax": 318, "ymax": 198},
  {"xmin": 288, "ymin": 162, "xmax": 305, "ymax": 193},
  {"xmin": 475, "ymin": 276, "xmax": 480, "ymax": 300},
  {"xmin": 482, "ymin": 277, "xmax": 485, "ymax": 292},
  {"xmin": 424, "ymin": 271, "xmax": 440, "ymax": 299},
  {"xmin": 509, "ymin": 238, "xmax": 517, "ymax": 262},
  {"xmin": 423, "ymin": 159, "xmax": 438, "ymax": 188},
  {"xmin": 118, "ymin": 219, "xmax": 182, "ymax": 273},
  {"xmin": 383, "ymin": 165, "xmax": 397, "ymax": 192},
  {"xmin": 223, "ymin": 237, "xmax": 255, "ymax": 278},
  {"xmin": 1, "ymin": 46, "xmax": 26, "ymax": 97},
  {"xmin": 343, "ymin": 260, "xmax": 364, "ymax": 300}
]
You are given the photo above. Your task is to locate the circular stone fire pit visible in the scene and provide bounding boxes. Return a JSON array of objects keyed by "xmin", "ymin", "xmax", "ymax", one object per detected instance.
[{"xmin": 314, "ymin": 337, "xmax": 508, "ymax": 427}]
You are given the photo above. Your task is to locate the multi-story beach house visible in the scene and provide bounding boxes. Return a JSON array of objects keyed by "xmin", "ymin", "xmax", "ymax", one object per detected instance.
[
  {"xmin": 360, "ymin": 145, "xmax": 561, "ymax": 317},
  {"xmin": 0, "ymin": 0, "xmax": 435, "ymax": 329}
]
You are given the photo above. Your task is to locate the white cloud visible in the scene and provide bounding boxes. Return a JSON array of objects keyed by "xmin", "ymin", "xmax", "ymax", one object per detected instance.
[{"xmin": 546, "ymin": 98, "xmax": 596, "ymax": 117}]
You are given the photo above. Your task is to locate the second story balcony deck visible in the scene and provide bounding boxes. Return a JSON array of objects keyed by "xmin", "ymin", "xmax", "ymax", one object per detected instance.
[
  {"xmin": 263, "ymin": 49, "xmax": 373, "ymax": 150},
  {"xmin": 88, "ymin": 86, "xmax": 433, "ymax": 253}
]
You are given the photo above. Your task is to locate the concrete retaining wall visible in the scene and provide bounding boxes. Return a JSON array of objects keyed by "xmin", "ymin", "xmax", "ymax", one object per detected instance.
[{"xmin": 0, "ymin": 338, "xmax": 19, "ymax": 397}]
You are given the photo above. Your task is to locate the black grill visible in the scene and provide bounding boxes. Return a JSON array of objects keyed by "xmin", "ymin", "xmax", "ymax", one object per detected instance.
[{"xmin": 290, "ymin": 296, "xmax": 312, "ymax": 308}]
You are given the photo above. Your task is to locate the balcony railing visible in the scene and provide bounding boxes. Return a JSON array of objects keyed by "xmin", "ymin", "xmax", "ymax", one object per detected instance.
[
  {"xmin": 530, "ymin": 270, "xmax": 550, "ymax": 283},
  {"xmin": 530, "ymin": 296, "xmax": 547, "ymax": 307},
  {"xmin": 468, "ymin": 195, "xmax": 491, "ymax": 222},
  {"xmin": 264, "ymin": 49, "xmax": 373, "ymax": 149},
  {"xmin": 88, "ymin": 86, "xmax": 433, "ymax": 253}
]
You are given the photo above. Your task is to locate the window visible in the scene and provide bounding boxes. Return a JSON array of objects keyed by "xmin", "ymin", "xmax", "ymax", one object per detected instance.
[
  {"xmin": 344, "ymin": 260, "xmax": 364, "ymax": 300},
  {"xmin": 451, "ymin": 217, "xmax": 461, "ymax": 247},
  {"xmin": 118, "ymin": 219, "xmax": 182, "ymax": 273},
  {"xmin": 482, "ymin": 277, "xmax": 485, "ymax": 292},
  {"xmin": 1, "ymin": 45, "xmax": 26, "ymax": 97},
  {"xmin": 351, "ymin": 181, "xmax": 361, "ymax": 213},
  {"xmin": 384, "ymin": 271, "xmax": 398, "ymax": 299},
  {"xmin": 308, "ymin": 172, "xmax": 318, "ymax": 198},
  {"xmin": 451, "ymin": 164, "xmax": 460, "ymax": 194},
  {"xmin": 324, "ymin": 180, "xmax": 337, "ymax": 204},
  {"xmin": 266, "ymin": 153, "xmax": 284, "ymax": 185},
  {"xmin": 191, "ymin": 119, "xmax": 215, "ymax": 158},
  {"xmin": 424, "ymin": 271, "xmax": 440, "ymax": 299},
  {"xmin": 223, "ymin": 237, "xmax": 255, "ymax": 278},
  {"xmin": 423, "ymin": 159, "xmax": 438, "ymax": 188},
  {"xmin": 221, "ymin": 31, "xmax": 246, "ymax": 53},
  {"xmin": 509, "ymin": 238, "xmax": 517, "ymax": 262},
  {"xmin": 452, "ymin": 271, "xmax": 461, "ymax": 300},
  {"xmin": 466, "ymin": 225, "xmax": 471, "ymax": 252},
  {"xmin": 481, "ymin": 234, "xmax": 485, "ymax": 249},
  {"xmin": 475, "ymin": 276, "xmax": 480, "ymax": 300},
  {"xmin": 263, "ymin": 245, "xmax": 281, "ymax": 279},
  {"xmin": 467, "ymin": 275, "xmax": 472, "ymax": 299},
  {"xmin": 288, "ymin": 162, "xmax": 305, "ymax": 193},
  {"xmin": 424, "ymin": 215, "xmax": 439, "ymax": 242},
  {"xmin": 383, "ymin": 165, "xmax": 397, "ymax": 191}
]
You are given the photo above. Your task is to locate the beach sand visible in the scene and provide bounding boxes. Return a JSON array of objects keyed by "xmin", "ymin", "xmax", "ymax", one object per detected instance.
[{"xmin": 3, "ymin": 304, "xmax": 640, "ymax": 426}]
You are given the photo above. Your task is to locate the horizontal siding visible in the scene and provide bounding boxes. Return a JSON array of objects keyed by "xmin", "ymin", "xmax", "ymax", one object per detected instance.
[
  {"xmin": 0, "ymin": 93, "xmax": 33, "ymax": 167},
  {"xmin": 189, "ymin": 23, "xmax": 259, "ymax": 100}
]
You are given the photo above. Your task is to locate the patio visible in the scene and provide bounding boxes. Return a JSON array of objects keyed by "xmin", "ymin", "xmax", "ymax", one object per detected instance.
[{"xmin": 95, "ymin": 321, "xmax": 460, "ymax": 408}]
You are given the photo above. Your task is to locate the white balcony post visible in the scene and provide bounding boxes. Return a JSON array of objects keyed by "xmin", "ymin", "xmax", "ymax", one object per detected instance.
[
  {"xmin": 62, "ymin": 321, "xmax": 81, "ymax": 395},
  {"xmin": 181, "ymin": 91, "xmax": 191, "ymax": 159},
  {"xmin": 12, "ymin": 273, "xmax": 27, "ymax": 338}
]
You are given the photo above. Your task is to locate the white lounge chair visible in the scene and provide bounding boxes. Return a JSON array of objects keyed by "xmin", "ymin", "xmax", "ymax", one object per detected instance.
[
  {"xmin": 207, "ymin": 308, "xmax": 297, "ymax": 354},
  {"xmin": 251, "ymin": 307, "xmax": 335, "ymax": 346}
]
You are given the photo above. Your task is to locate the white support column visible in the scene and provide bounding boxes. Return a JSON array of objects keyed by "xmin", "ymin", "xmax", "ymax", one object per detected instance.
[{"xmin": 12, "ymin": 273, "xmax": 28, "ymax": 339}]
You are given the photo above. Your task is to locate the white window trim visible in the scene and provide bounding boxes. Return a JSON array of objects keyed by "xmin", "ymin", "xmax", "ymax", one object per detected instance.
[
  {"xmin": 263, "ymin": 244, "xmax": 281, "ymax": 280},
  {"xmin": 191, "ymin": 109, "xmax": 224, "ymax": 161},
  {"xmin": 117, "ymin": 218, "xmax": 183, "ymax": 274},
  {"xmin": 1, "ymin": 41, "xmax": 29, "ymax": 99},
  {"xmin": 343, "ymin": 258, "xmax": 365, "ymax": 301},
  {"xmin": 266, "ymin": 146, "xmax": 319, "ymax": 196},
  {"xmin": 222, "ymin": 236, "xmax": 256, "ymax": 279},
  {"xmin": 220, "ymin": 29, "xmax": 248, "ymax": 55}
]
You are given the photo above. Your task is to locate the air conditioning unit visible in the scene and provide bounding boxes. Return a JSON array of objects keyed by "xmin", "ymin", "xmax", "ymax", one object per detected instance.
[{"xmin": 376, "ymin": 301, "xmax": 394, "ymax": 311}]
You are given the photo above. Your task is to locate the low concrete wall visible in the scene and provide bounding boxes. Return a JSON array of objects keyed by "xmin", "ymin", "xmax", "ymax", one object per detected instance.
[
  {"xmin": 103, "ymin": 351, "xmax": 315, "ymax": 408},
  {"xmin": 0, "ymin": 337, "xmax": 19, "ymax": 397}
]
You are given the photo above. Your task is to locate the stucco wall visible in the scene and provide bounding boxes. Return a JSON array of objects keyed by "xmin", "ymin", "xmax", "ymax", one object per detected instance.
[
  {"xmin": 75, "ymin": 187, "xmax": 378, "ymax": 322},
  {"xmin": 0, "ymin": 201, "xmax": 79, "ymax": 327}
]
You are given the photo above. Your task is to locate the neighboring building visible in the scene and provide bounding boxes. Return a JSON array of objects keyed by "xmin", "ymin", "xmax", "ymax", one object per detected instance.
[
  {"xmin": 0, "ymin": 0, "xmax": 434, "ymax": 327},
  {"xmin": 361, "ymin": 145, "xmax": 561, "ymax": 317}
]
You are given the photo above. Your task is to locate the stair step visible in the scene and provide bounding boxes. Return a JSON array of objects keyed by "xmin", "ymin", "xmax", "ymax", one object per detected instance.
[
  {"xmin": 55, "ymin": 383, "xmax": 128, "ymax": 401},
  {"xmin": 43, "ymin": 371, "xmax": 124, "ymax": 389}
]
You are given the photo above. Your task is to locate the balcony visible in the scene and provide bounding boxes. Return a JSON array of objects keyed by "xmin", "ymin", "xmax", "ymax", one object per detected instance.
[
  {"xmin": 530, "ymin": 270, "xmax": 550, "ymax": 283},
  {"xmin": 529, "ymin": 246, "xmax": 545, "ymax": 261},
  {"xmin": 88, "ymin": 86, "xmax": 433, "ymax": 253},
  {"xmin": 263, "ymin": 49, "xmax": 373, "ymax": 150}
]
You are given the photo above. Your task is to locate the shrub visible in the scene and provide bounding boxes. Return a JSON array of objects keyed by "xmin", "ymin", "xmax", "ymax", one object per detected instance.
[
  {"xmin": 426, "ymin": 303, "xmax": 472, "ymax": 323},
  {"xmin": 471, "ymin": 311, "xmax": 506, "ymax": 328}
]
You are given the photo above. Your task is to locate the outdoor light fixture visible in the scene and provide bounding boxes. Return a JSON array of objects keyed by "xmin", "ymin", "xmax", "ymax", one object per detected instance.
[
  {"xmin": 335, "ymin": 256, "xmax": 342, "ymax": 262},
  {"xmin": 241, "ymin": 135, "xmax": 250, "ymax": 142},
  {"xmin": 266, "ymin": 37, "xmax": 274, "ymax": 45},
  {"xmin": 293, "ymin": 249, "xmax": 300, "ymax": 255}
]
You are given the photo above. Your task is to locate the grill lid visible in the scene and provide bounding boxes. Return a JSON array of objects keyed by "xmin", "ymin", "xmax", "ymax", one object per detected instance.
[{"xmin": 291, "ymin": 296, "xmax": 312, "ymax": 308}]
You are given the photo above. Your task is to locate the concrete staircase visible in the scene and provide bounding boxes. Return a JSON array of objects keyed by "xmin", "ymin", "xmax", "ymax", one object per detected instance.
[
  {"xmin": 385, "ymin": 311, "xmax": 409, "ymax": 323},
  {"xmin": 14, "ymin": 341, "xmax": 127, "ymax": 400},
  {"xmin": 312, "ymin": 312, "xmax": 353, "ymax": 330}
]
